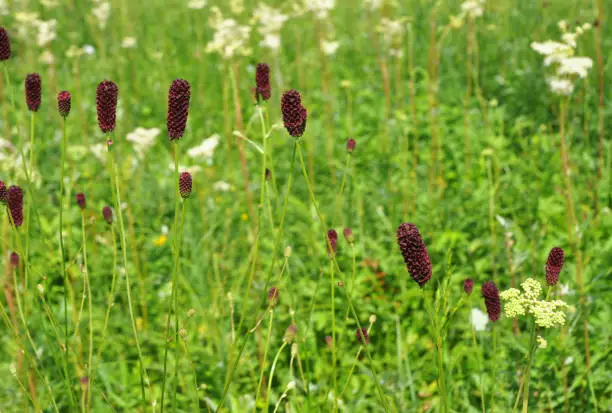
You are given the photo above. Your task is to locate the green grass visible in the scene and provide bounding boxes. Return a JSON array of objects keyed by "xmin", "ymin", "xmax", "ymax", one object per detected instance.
[{"xmin": 0, "ymin": 0, "xmax": 611, "ymax": 412}]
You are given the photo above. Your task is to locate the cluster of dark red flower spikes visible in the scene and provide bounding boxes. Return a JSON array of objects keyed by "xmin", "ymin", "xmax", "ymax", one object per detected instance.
[{"xmin": 281, "ymin": 90, "xmax": 307, "ymax": 137}]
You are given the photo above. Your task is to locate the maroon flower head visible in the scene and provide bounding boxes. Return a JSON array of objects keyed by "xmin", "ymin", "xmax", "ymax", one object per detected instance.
[
  {"xmin": 464, "ymin": 278, "xmax": 474, "ymax": 295},
  {"xmin": 265, "ymin": 168, "xmax": 272, "ymax": 181},
  {"xmin": 76, "ymin": 193, "xmax": 86, "ymax": 210},
  {"xmin": 7, "ymin": 185, "xmax": 23, "ymax": 227},
  {"xmin": 167, "ymin": 79, "xmax": 191, "ymax": 140},
  {"xmin": 10, "ymin": 252, "xmax": 19, "ymax": 267},
  {"xmin": 281, "ymin": 90, "xmax": 307, "ymax": 137},
  {"xmin": 57, "ymin": 91, "xmax": 71, "ymax": 118},
  {"xmin": 255, "ymin": 63, "xmax": 271, "ymax": 101},
  {"xmin": 343, "ymin": 227, "xmax": 354, "ymax": 244},
  {"xmin": 327, "ymin": 229, "xmax": 338, "ymax": 256},
  {"xmin": 179, "ymin": 172, "xmax": 192, "ymax": 199},
  {"xmin": 0, "ymin": 27, "xmax": 10, "ymax": 61},
  {"xmin": 0, "ymin": 180, "xmax": 7, "ymax": 204},
  {"xmin": 356, "ymin": 327, "xmax": 369, "ymax": 345},
  {"xmin": 102, "ymin": 206, "xmax": 113, "ymax": 225},
  {"xmin": 346, "ymin": 138, "xmax": 356, "ymax": 153},
  {"xmin": 96, "ymin": 80, "xmax": 118, "ymax": 133},
  {"xmin": 397, "ymin": 223, "xmax": 432, "ymax": 288},
  {"xmin": 268, "ymin": 287, "xmax": 279, "ymax": 307},
  {"xmin": 481, "ymin": 281, "xmax": 501, "ymax": 322},
  {"xmin": 25, "ymin": 73, "xmax": 41, "ymax": 112},
  {"xmin": 545, "ymin": 247, "xmax": 564, "ymax": 286}
]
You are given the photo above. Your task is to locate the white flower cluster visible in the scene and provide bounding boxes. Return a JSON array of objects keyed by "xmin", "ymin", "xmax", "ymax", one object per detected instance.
[
  {"xmin": 252, "ymin": 3, "xmax": 288, "ymax": 52},
  {"xmin": 13, "ymin": 13, "xmax": 57, "ymax": 48},
  {"xmin": 126, "ymin": 127, "xmax": 160, "ymax": 158},
  {"xmin": 305, "ymin": 0, "xmax": 335, "ymax": 20},
  {"xmin": 363, "ymin": 0, "xmax": 383, "ymax": 10},
  {"xmin": 531, "ymin": 20, "xmax": 593, "ymax": 96},
  {"xmin": 92, "ymin": 0, "xmax": 111, "ymax": 29},
  {"xmin": 206, "ymin": 7, "xmax": 251, "ymax": 59},
  {"xmin": 500, "ymin": 278, "xmax": 569, "ymax": 328},
  {"xmin": 187, "ymin": 0, "xmax": 207, "ymax": 9},
  {"xmin": 460, "ymin": 0, "xmax": 485, "ymax": 18},
  {"xmin": 377, "ymin": 18, "xmax": 406, "ymax": 57}
]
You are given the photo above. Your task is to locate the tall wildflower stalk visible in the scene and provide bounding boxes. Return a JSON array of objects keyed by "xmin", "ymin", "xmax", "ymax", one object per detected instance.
[
  {"xmin": 97, "ymin": 79, "xmax": 148, "ymax": 406},
  {"xmin": 159, "ymin": 78, "xmax": 191, "ymax": 412}
]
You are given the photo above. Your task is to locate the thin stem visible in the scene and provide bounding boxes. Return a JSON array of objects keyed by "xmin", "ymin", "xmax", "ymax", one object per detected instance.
[
  {"xmin": 90, "ymin": 224, "xmax": 118, "ymax": 408},
  {"xmin": 162, "ymin": 141, "xmax": 183, "ymax": 412},
  {"xmin": 515, "ymin": 323, "xmax": 537, "ymax": 412},
  {"xmin": 81, "ymin": 212, "xmax": 93, "ymax": 413},
  {"xmin": 108, "ymin": 145, "xmax": 148, "ymax": 407},
  {"xmin": 59, "ymin": 117, "xmax": 69, "ymax": 349},
  {"xmin": 264, "ymin": 342, "xmax": 288, "ymax": 410},
  {"xmin": 470, "ymin": 312, "xmax": 486, "ymax": 413},
  {"xmin": 254, "ymin": 309, "xmax": 274, "ymax": 409},
  {"xmin": 330, "ymin": 259, "xmax": 338, "ymax": 412},
  {"xmin": 296, "ymin": 141, "xmax": 389, "ymax": 411},
  {"xmin": 333, "ymin": 153, "xmax": 352, "ymax": 227},
  {"xmin": 489, "ymin": 323, "xmax": 498, "ymax": 411}
]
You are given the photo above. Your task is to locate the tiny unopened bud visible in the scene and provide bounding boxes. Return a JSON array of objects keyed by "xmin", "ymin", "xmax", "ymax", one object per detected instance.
[
  {"xmin": 325, "ymin": 335, "xmax": 333, "ymax": 349},
  {"xmin": 187, "ymin": 308, "xmax": 196, "ymax": 318},
  {"xmin": 346, "ymin": 138, "xmax": 356, "ymax": 153},
  {"xmin": 179, "ymin": 328, "xmax": 187, "ymax": 339},
  {"xmin": 356, "ymin": 327, "xmax": 369, "ymax": 345},
  {"xmin": 338, "ymin": 281, "xmax": 344, "ymax": 287},
  {"xmin": 284, "ymin": 324, "xmax": 298, "ymax": 343},
  {"xmin": 464, "ymin": 279, "xmax": 474, "ymax": 295},
  {"xmin": 291, "ymin": 343, "xmax": 298, "ymax": 357},
  {"xmin": 265, "ymin": 168, "xmax": 272, "ymax": 181},
  {"xmin": 284, "ymin": 246, "xmax": 292, "ymax": 257},
  {"xmin": 10, "ymin": 252, "xmax": 19, "ymax": 267},
  {"xmin": 268, "ymin": 287, "xmax": 279, "ymax": 307},
  {"xmin": 343, "ymin": 227, "xmax": 354, "ymax": 244},
  {"xmin": 37, "ymin": 284, "xmax": 44, "ymax": 295},
  {"xmin": 76, "ymin": 193, "xmax": 86, "ymax": 209},
  {"xmin": 369, "ymin": 314, "xmax": 377, "ymax": 324}
]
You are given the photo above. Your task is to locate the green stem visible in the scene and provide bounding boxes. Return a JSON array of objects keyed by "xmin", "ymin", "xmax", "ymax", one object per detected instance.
[
  {"xmin": 489, "ymin": 323, "xmax": 498, "ymax": 411},
  {"xmin": 59, "ymin": 117, "xmax": 69, "ymax": 350},
  {"xmin": 470, "ymin": 313, "xmax": 485, "ymax": 413},
  {"xmin": 90, "ymin": 224, "xmax": 118, "ymax": 408},
  {"xmin": 108, "ymin": 145, "xmax": 147, "ymax": 407},
  {"xmin": 333, "ymin": 153, "xmax": 352, "ymax": 226},
  {"xmin": 521, "ymin": 324, "xmax": 538, "ymax": 413},
  {"xmin": 330, "ymin": 259, "xmax": 338, "ymax": 412},
  {"xmin": 296, "ymin": 141, "xmax": 389, "ymax": 411},
  {"xmin": 254, "ymin": 309, "xmax": 274, "ymax": 409},
  {"xmin": 264, "ymin": 342, "xmax": 288, "ymax": 410},
  {"xmin": 81, "ymin": 212, "xmax": 93, "ymax": 413},
  {"xmin": 162, "ymin": 141, "xmax": 183, "ymax": 412}
]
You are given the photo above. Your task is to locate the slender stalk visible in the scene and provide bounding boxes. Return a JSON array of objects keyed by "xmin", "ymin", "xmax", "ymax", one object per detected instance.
[
  {"xmin": 489, "ymin": 323, "xmax": 498, "ymax": 411},
  {"xmin": 330, "ymin": 259, "xmax": 338, "ymax": 412},
  {"xmin": 333, "ymin": 153, "xmax": 352, "ymax": 227},
  {"xmin": 296, "ymin": 141, "xmax": 389, "ymax": 412},
  {"xmin": 254, "ymin": 309, "xmax": 274, "ymax": 409},
  {"xmin": 423, "ymin": 289, "xmax": 447, "ymax": 413},
  {"xmin": 487, "ymin": 157, "xmax": 497, "ymax": 281},
  {"xmin": 90, "ymin": 224, "xmax": 118, "ymax": 409},
  {"xmin": 59, "ymin": 117, "xmax": 69, "ymax": 349},
  {"xmin": 520, "ymin": 324, "xmax": 537, "ymax": 413},
  {"xmin": 108, "ymin": 145, "xmax": 148, "ymax": 407},
  {"xmin": 471, "ymin": 321, "xmax": 486, "ymax": 413},
  {"xmin": 162, "ymin": 141, "xmax": 183, "ymax": 412},
  {"xmin": 594, "ymin": 0, "xmax": 604, "ymax": 217},
  {"xmin": 264, "ymin": 341, "xmax": 288, "ymax": 410},
  {"xmin": 80, "ymin": 211, "xmax": 93, "ymax": 413}
]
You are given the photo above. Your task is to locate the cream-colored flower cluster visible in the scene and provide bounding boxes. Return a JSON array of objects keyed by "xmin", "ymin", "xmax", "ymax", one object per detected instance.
[
  {"xmin": 500, "ymin": 278, "xmax": 568, "ymax": 328},
  {"xmin": 252, "ymin": 3, "xmax": 288, "ymax": 52},
  {"xmin": 531, "ymin": 20, "xmax": 593, "ymax": 96},
  {"xmin": 376, "ymin": 17, "xmax": 406, "ymax": 58},
  {"xmin": 206, "ymin": 7, "xmax": 251, "ymax": 59}
]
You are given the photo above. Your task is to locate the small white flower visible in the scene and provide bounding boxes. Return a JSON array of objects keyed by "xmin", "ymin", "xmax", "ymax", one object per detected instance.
[
  {"xmin": 461, "ymin": 0, "xmax": 485, "ymax": 18},
  {"xmin": 9, "ymin": 363, "xmax": 17, "ymax": 377},
  {"xmin": 546, "ymin": 77, "xmax": 574, "ymax": 96},
  {"xmin": 557, "ymin": 57, "xmax": 593, "ymax": 79},
  {"xmin": 35, "ymin": 19, "xmax": 57, "ymax": 47},
  {"xmin": 187, "ymin": 134, "xmax": 220, "ymax": 159},
  {"xmin": 39, "ymin": 50, "xmax": 55, "ymax": 65},
  {"xmin": 261, "ymin": 33, "xmax": 281, "ymax": 51},
  {"xmin": 121, "ymin": 37, "xmax": 137, "ymax": 49},
  {"xmin": 126, "ymin": 127, "xmax": 160, "ymax": 157},
  {"xmin": 306, "ymin": 0, "xmax": 335, "ymax": 20},
  {"xmin": 214, "ymin": 181, "xmax": 231, "ymax": 192},
  {"xmin": 92, "ymin": 2, "xmax": 111, "ymax": 29},
  {"xmin": 471, "ymin": 308, "xmax": 489, "ymax": 331},
  {"xmin": 0, "ymin": 0, "xmax": 8, "ymax": 16},
  {"xmin": 537, "ymin": 336, "xmax": 547, "ymax": 349},
  {"xmin": 65, "ymin": 45, "xmax": 84, "ymax": 58},
  {"xmin": 187, "ymin": 0, "xmax": 207, "ymax": 9},
  {"xmin": 558, "ymin": 20, "xmax": 568, "ymax": 32},
  {"xmin": 83, "ymin": 44, "xmax": 96, "ymax": 55},
  {"xmin": 90, "ymin": 143, "xmax": 107, "ymax": 163},
  {"xmin": 206, "ymin": 9, "xmax": 251, "ymax": 59},
  {"xmin": 320, "ymin": 40, "xmax": 340, "ymax": 56}
]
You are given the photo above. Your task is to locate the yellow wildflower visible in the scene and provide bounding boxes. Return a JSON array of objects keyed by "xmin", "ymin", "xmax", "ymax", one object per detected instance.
[
  {"xmin": 241, "ymin": 213, "xmax": 248, "ymax": 221},
  {"xmin": 153, "ymin": 234, "xmax": 168, "ymax": 246}
]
